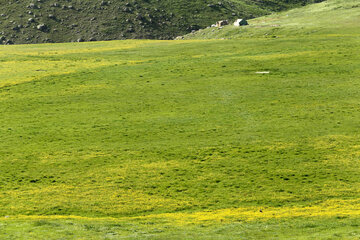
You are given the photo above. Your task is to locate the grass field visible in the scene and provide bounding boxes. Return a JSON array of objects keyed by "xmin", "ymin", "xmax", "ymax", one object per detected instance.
[{"xmin": 1, "ymin": 0, "xmax": 360, "ymax": 238}]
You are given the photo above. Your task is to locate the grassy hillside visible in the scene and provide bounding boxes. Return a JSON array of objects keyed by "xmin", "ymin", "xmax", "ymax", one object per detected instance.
[
  {"xmin": 184, "ymin": 0, "xmax": 360, "ymax": 39},
  {"xmin": 0, "ymin": 0, "xmax": 321, "ymax": 44},
  {"xmin": 1, "ymin": 0, "xmax": 360, "ymax": 239}
]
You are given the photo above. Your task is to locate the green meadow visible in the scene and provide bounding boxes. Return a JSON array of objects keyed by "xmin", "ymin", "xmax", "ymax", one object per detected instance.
[{"xmin": 1, "ymin": 0, "xmax": 360, "ymax": 238}]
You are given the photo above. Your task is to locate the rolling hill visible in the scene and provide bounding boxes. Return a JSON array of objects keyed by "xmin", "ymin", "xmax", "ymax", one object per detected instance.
[
  {"xmin": 0, "ymin": 0, "xmax": 360, "ymax": 239},
  {"xmin": 0, "ymin": 0, "xmax": 321, "ymax": 44},
  {"xmin": 184, "ymin": 0, "xmax": 360, "ymax": 39}
]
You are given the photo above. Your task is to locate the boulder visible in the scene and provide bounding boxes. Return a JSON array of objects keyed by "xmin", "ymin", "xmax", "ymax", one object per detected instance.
[
  {"xmin": 216, "ymin": 20, "xmax": 228, "ymax": 27},
  {"xmin": 37, "ymin": 24, "xmax": 47, "ymax": 31},
  {"xmin": 234, "ymin": 19, "xmax": 248, "ymax": 27}
]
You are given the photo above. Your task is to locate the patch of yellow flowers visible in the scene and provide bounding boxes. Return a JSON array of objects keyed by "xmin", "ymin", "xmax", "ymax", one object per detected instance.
[
  {"xmin": 0, "ymin": 40, "xmax": 151, "ymax": 89},
  {"xmin": 4, "ymin": 198, "xmax": 360, "ymax": 226}
]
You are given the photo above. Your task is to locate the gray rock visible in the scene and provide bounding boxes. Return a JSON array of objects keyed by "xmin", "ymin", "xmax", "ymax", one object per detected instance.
[
  {"xmin": 233, "ymin": 19, "xmax": 248, "ymax": 26},
  {"xmin": 216, "ymin": 20, "xmax": 228, "ymax": 27},
  {"xmin": 37, "ymin": 24, "xmax": 47, "ymax": 31},
  {"xmin": 5, "ymin": 40, "xmax": 13, "ymax": 45}
]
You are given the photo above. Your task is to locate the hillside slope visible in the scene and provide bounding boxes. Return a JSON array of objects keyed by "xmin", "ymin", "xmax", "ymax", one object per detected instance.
[
  {"xmin": 1, "ymin": 0, "xmax": 360, "ymax": 238},
  {"xmin": 184, "ymin": 0, "xmax": 360, "ymax": 39},
  {"xmin": 0, "ymin": 0, "xmax": 321, "ymax": 44}
]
